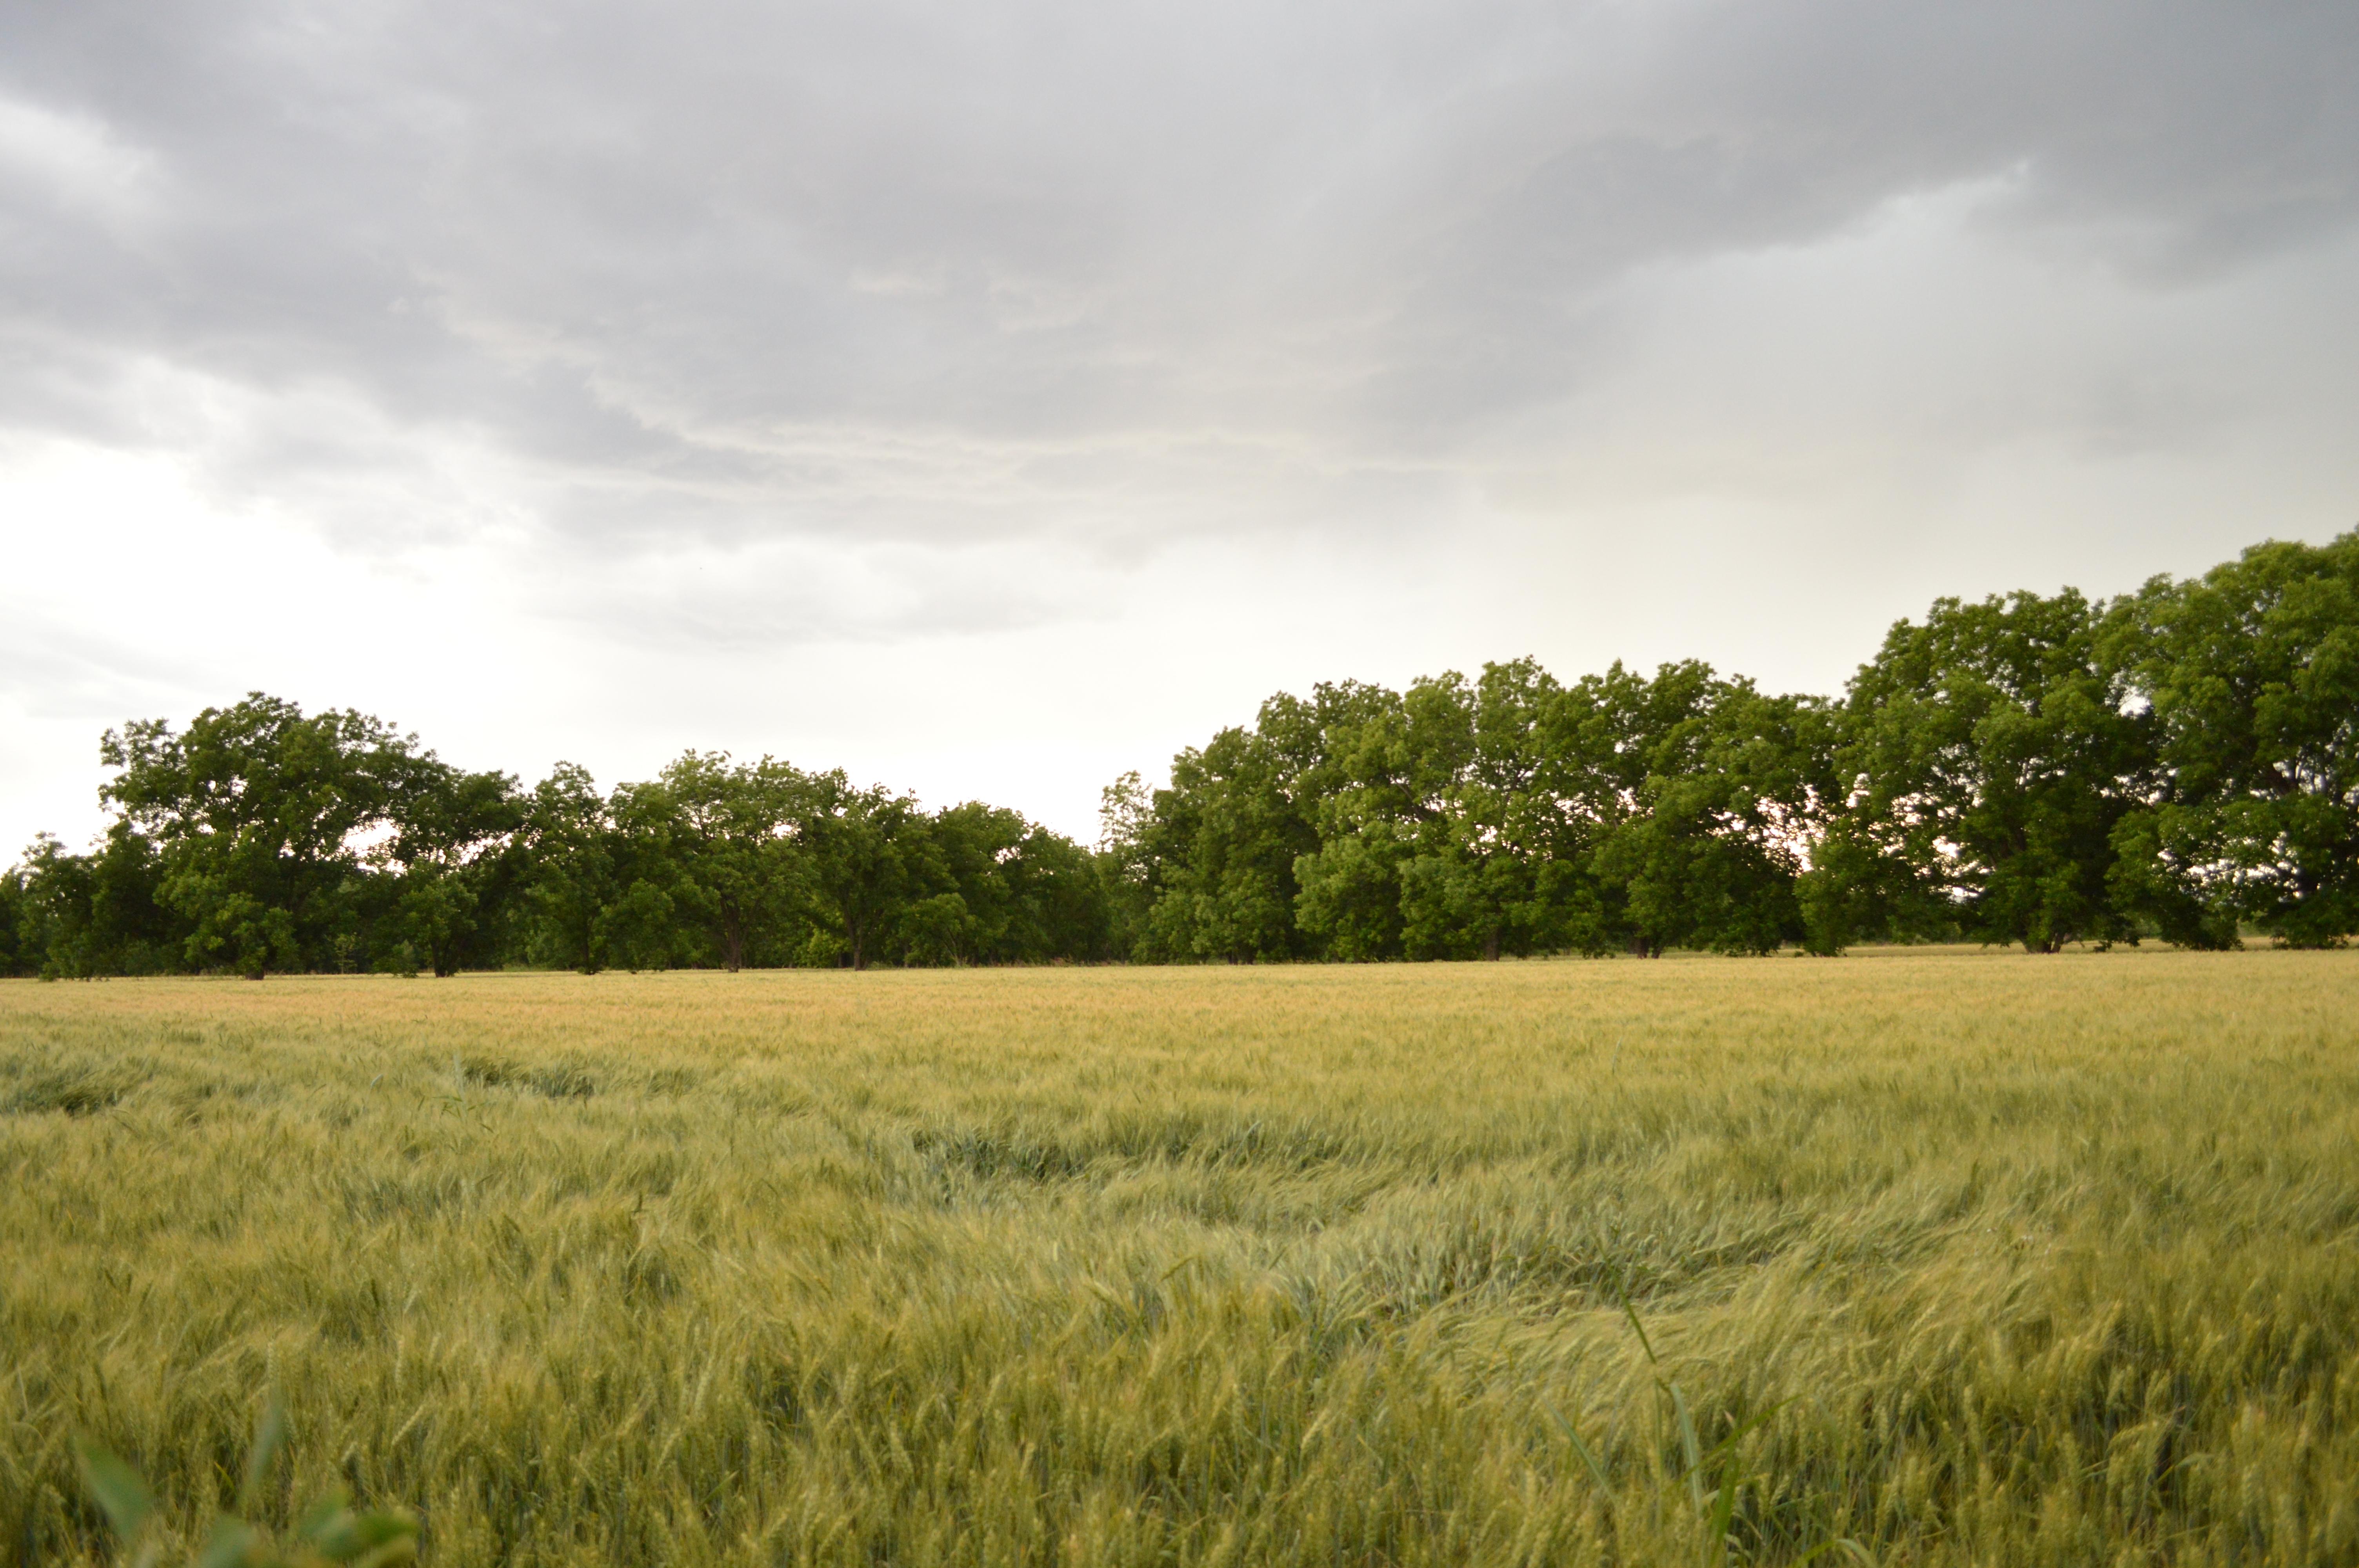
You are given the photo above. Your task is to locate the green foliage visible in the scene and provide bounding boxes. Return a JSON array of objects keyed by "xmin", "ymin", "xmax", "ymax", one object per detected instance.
[
  {"xmin": 931, "ymin": 801, "xmax": 1115, "ymax": 964},
  {"xmin": 1833, "ymin": 588, "xmax": 2152, "ymax": 952},
  {"xmin": 1115, "ymin": 530, "xmax": 2357, "ymax": 960},
  {"xmin": 10, "ymin": 529, "xmax": 2359, "ymax": 969},
  {"xmin": 506, "ymin": 756, "xmax": 1112, "ymax": 972},
  {"xmin": 1137, "ymin": 658, "xmax": 1834, "ymax": 962},
  {"xmin": 655, "ymin": 751, "xmax": 811, "ymax": 970},
  {"xmin": 379, "ymin": 757, "xmax": 524, "ymax": 976},
  {"xmin": 1095, "ymin": 771, "xmax": 1158, "ymax": 955},
  {"xmin": 2106, "ymin": 533, "xmax": 2359, "ymax": 947},
  {"xmin": 1137, "ymin": 715, "xmax": 1321, "ymax": 963},
  {"xmin": 518, "ymin": 762, "xmax": 624, "ymax": 972},
  {"xmin": 15, "ymin": 827, "xmax": 182, "ymax": 978},
  {"xmin": 90, "ymin": 693, "xmax": 517, "ymax": 977},
  {"xmin": 796, "ymin": 772, "xmax": 941, "ymax": 969},
  {"xmin": 0, "ymin": 863, "xmax": 25, "ymax": 976},
  {"xmin": 74, "ymin": 1399, "xmax": 416, "ymax": 1568},
  {"xmin": 1590, "ymin": 668, "xmax": 1835, "ymax": 957}
]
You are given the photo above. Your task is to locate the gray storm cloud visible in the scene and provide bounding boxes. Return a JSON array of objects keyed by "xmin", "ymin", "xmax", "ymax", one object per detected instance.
[
  {"xmin": 4, "ymin": 0, "xmax": 2352, "ymax": 540},
  {"xmin": 1, "ymin": 0, "xmax": 2355, "ymax": 851}
]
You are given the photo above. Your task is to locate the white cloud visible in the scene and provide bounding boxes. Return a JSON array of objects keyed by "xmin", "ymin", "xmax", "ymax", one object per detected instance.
[{"xmin": 0, "ymin": 95, "xmax": 157, "ymax": 229}]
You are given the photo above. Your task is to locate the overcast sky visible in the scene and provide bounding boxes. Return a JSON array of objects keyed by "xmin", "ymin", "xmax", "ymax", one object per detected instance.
[{"xmin": 4, "ymin": 0, "xmax": 2355, "ymax": 850}]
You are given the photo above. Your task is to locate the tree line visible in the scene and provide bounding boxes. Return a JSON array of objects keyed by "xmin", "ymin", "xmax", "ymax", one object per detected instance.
[
  {"xmin": 0, "ymin": 727, "xmax": 1112, "ymax": 978},
  {"xmin": 4, "ymin": 530, "xmax": 2354, "ymax": 976}
]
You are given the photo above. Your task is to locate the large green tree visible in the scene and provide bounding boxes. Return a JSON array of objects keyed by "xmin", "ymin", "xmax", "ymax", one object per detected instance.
[
  {"xmin": 373, "ymin": 753, "xmax": 522, "ymax": 976},
  {"xmin": 98, "ymin": 694, "xmax": 496, "ymax": 976},
  {"xmin": 1296, "ymin": 664, "xmax": 1581, "ymax": 961},
  {"xmin": 0, "ymin": 863, "xmax": 24, "ymax": 977},
  {"xmin": 2106, "ymin": 532, "xmax": 2359, "ymax": 947},
  {"xmin": 1836, "ymin": 590, "xmax": 2152, "ymax": 952},
  {"xmin": 654, "ymin": 753, "xmax": 814, "ymax": 971},
  {"xmin": 8, "ymin": 828, "xmax": 181, "ymax": 978},
  {"xmin": 519, "ymin": 762, "xmax": 627, "ymax": 973},
  {"xmin": 1595, "ymin": 673, "xmax": 1836, "ymax": 956},
  {"xmin": 1135, "ymin": 658, "xmax": 1832, "ymax": 962},
  {"xmin": 928, "ymin": 801, "xmax": 1114, "ymax": 965},
  {"xmin": 796, "ymin": 773, "xmax": 942, "ymax": 970},
  {"xmin": 1293, "ymin": 677, "xmax": 1465, "ymax": 960},
  {"xmin": 1096, "ymin": 771, "xmax": 1160, "ymax": 957},
  {"xmin": 1133, "ymin": 714, "xmax": 1321, "ymax": 963}
]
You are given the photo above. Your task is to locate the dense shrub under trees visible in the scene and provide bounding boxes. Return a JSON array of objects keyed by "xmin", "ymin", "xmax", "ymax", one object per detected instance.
[{"xmin": 6, "ymin": 530, "xmax": 2356, "ymax": 975}]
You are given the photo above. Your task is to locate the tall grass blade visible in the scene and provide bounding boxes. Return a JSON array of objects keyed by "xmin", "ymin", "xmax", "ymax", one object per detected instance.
[
  {"xmin": 73, "ymin": 1437, "xmax": 153, "ymax": 1548},
  {"xmin": 236, "ymin": 1397, "xmax": 286, "ymax": 1516},
  {"xmin": 1543, "ymin": 1400, "xmax": 1614, "ymax": 1494}
]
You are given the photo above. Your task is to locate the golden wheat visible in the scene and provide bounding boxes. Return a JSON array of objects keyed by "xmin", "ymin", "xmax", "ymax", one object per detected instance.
[{"xmin": 5, "ymin": 949, "xmax": 2357, "ymax": 1566}]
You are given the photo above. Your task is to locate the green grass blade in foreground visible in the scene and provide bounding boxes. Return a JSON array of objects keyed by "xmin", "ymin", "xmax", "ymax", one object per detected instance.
[{"xmin": 73, "ymin": 1437, "xmax": 155, "ymax": 1564}]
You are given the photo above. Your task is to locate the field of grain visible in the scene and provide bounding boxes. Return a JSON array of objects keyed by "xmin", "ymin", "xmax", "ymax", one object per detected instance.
[{"xmin": 4, "ymin": 951, "xmax": 2357, "ymax": 1566}]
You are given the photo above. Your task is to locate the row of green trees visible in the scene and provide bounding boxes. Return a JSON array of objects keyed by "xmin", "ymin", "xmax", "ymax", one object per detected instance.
[
  {"xmin": 1101, "ymin": 531, "xmax": 2359, "ymax": 959},
  {"xmin": 4, "ymin": 530, "xmax": 2354, "ymax": 974},
  {"xmin": 0, "ymin": 703, "xmax": 1112, "ymax": 977}
]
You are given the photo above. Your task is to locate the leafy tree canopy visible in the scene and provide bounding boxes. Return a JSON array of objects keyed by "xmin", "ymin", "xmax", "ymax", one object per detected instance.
[{"xmin": 9, "ymin": 529, "xmax": 2356, "ymax": 975}]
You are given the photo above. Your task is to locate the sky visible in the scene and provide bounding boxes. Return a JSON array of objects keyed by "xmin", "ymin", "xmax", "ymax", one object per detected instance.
[{"xmin": 4, "ymin": 0, "xmax": 2355, "ymax": 853}]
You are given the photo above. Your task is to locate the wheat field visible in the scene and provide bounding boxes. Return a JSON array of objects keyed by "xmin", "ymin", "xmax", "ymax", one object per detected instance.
[{"xmin": 3, "ymin": 951, "xmax": 2356, "ymax": 1566}]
